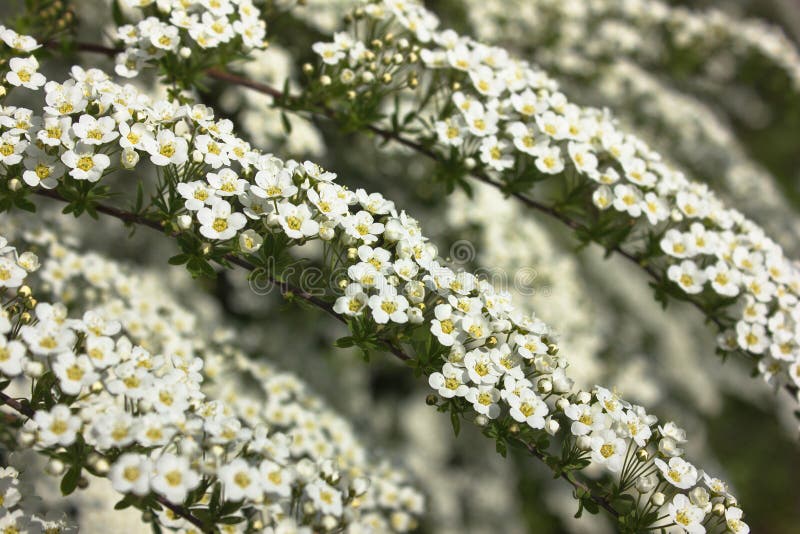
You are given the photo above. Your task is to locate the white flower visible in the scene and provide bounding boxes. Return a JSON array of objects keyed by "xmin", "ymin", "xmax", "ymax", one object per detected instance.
[
  {"xmin": 71, "ymin": 115, "xmax": 118, "ymax": 145},
  {"xmin": 0, "ymin": 338, "xmax": 26, "ymax": 376},
  {"xmin": 61, "ymin": 143, "xmax": 111, "ymax": 182},
  {"xmin": 0, "ymin": 257, "xmax": 27, "ymax": 288},
  {"xmin": 305, "ymin": 479, "xmax": 343, "ymax": 516},
  {"xmin": 428, "ymin": 363, "xmax": 469, "ymax": 398},
  {"xmin": 725, "ymin": 507, "xmax": 749, "ymax": 534},
  {"xmin": 333, "ymin": 283, "xmax": 368, "ymax": 316},
  {"xmin": 220, "ymin": 459, "xmax": 261, "ymax": 502},
  {"xmin": 206, "ymin": 168, "xmax": 247, "ymax": 196},
  {"xmin": 34, "ymin": 404, "xmax": 81, "ymax": 447},
  {"xmin": 6, "ymin": 56, "xmax": 46, "ymax": 89},
  {"xmin": 343, "ymin": 211, "xmax": 384, "ymax": 244},
  {"xmin": 197, "ymin": 200, "xmax": 246, "ymax": 240},
  {"xmin": 367, "ymin": 286, "xmax": 409, "ymax": 324},
  {"xmin": 259, "ymin": 459, "xmax": 293, "ymax": 498},
  {"xmin": 110, "ymin": 453, "xmax": 151, "ymax": 496},
  {"xmin": 239, "ymin": 229, "xmax": 263, "ymax": 253},
  {"xmin": 430, "ymin": 304, "xmax": 459, "ymax": 346},
  {"xmin": 507, "ymin": 387, "xmax": 547, "ymax": 429},
  {"xmin": 464, "ymin": 348, "xmax": 501, "ymax": 385},
  {"xmin": 277, "ymin": 202, "xmax": 319, "ymax": 239},
  {"xmin": 252, "ymin": 168, "xmax": 297, "ymax": 199},
  {"xmin": 590, "ymin": 429, "xmax": 626, "ymax": 472},
  {"xmin": 667, "ymin": 493, "xmax": 706, "ymax": 534},
  {"xmin": 612, "ymin": 184, "xmax": 643, "ymax": 217},
  {"xmin": 465, "ymin": 385, "xmax": 501, "ymax": 418},
  {"xmin": 660, "ymin": 229, "xmax": 694, "ymax": 259},
  {"xmin": 534, "ymin": 145, "xmax": 565, "ymax": 174},
  {"xmin": 735, "ymin": 321, "xmax": 769, "ymax": 354},
  {"xmin": 705, "ymin": 262, "xmax": 741, "ymax": 297},
  {"xmin": 479, "ymin": 136, "xmax": 514, "ymax": 171},
  {"xmin": 507, "ymin": 121, "xmax": 546, "ymax": 156},
  {"xmin": 592, "ymin": 185, "xmax": 613, "ymax": 210},
  {"xmin": 568, "ymin": 142, "xmax": 598, "ymax": 178},
  {"xmin": 641, "ymin": 192, "xmax": 669, "ymax": 224},
  {"xmin": 435, "ymin": 117, "xmax": 465, "ymax": 147},
  {"xmin": 177, "ymin": 180, "xmax": 216, "ymax": 211},
  {"xmin": 52, "ymin": 351, "xmax": 98, "ymax": 395},
  {"xmin": 564, "ymin": 403, "xmax": 606, "ymax": 436},
  {"xmin": 667, "ymin": 260, "xmax": 707, "ymax": 294},
  {"xmin": 144, "ymin": 129, "xmax": 189, "ymax": 166},
  {"xmin": 151, "ymin": 453, "xmax": 201, "ymax": 503},
  {"xmin": 313, "ymin": 41, "xmax": 345, "ymax": 65},
  {"xmin": 655, "ymin": 457, "xmax": 698, "ymax": 490},
  {"xmin": 22, "ymin": 146, "xmax": 64, "ymax": 188}
]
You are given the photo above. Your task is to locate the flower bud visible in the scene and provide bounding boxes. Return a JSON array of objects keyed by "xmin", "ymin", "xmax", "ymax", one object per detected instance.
[
  {"xmin": 474, "ymin": 414, "xmax": 488, "ymax": 427},
  {"xmin": 25, "ymin": 360, "xmax": 44, "ymax": 378},
  {"xmin": 407, "ymin": 307, "xmax": 424, "ymax": 324},
  {"xmin": 712, "ymin": 503, "xmax": 726, "ymax": 516},
  {"xmin": 46, "ymin": 458, "xmax": 65, "ymax": 476},
  {"xmin": 556, "ymin": 398, "xmax": 570, "ymax": 412},
  {"xmin": 320, "ymin": 75, "xmax": 332, "ymax": 86},
  {"xmin": 577, "ymin": 391, "xmax": 591, "ymax": 404},
  {"xmin": 651, "ymin": 492, "xmax": 665, "ymax": 506},
  {"xmin": 177, "ymin": 214, "xmax": 192, "ymax": 229},
  {"xmin": 8, "ymin": 178, "xmax": 21, "ymax": 192},
  {"xmin": 537, "ymin": 377, "xmax": 552, "ymax": 394},
  {"xmin": 544, "ymin": 417, "xmax": 560, "ymax": 436},
  {"xmin": 352, "ymin": 477, "xmax": 370, "ymax": 496},
  {"xmin": 179, "ymin": 47, "xmax": 191, "ymax": 58},
  {"xmin": 576, "ymin": 435, "xmax": 592, "ymax": 451},
  {"xmin": 635, "ymin": 474, "xmax": 658, "ymax": 493}
]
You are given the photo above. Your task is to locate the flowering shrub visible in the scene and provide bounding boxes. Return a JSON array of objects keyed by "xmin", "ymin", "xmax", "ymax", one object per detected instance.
[{"xmin": 0, "ymin": 0, "xmax": 798, "ymax": 531}]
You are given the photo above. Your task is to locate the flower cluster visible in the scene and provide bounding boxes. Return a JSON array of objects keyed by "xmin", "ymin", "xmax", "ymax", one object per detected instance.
[
  {"xmin": 460, "ymin": 0, "xmax": 800, "ymax": 95},
  {"xmin": 0, "ymin": 219, "xmax": 424, "ymax": 532},
  {"xmin": 0, "ymin": 39, "xmax": 754, "ymax": 529},
  {"xmin": 114, "ymin": 0, "xmax": 267, "ymax": 78},
  {"xmin": 306, "ymin": 0, "xmax": 800, "ymax": 409}
]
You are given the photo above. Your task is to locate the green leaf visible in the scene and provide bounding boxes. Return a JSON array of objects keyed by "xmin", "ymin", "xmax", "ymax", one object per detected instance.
[
  {"xmin": 450, "ymin": 410, "xmax": 461, "ymax": 437},
  {"xmin": 60, "ymin": 465, "xmax": 81, "ymax": 496},
  {"xmin": 334, "ymin": 336, "xmax": 356, "ymax": 349}
]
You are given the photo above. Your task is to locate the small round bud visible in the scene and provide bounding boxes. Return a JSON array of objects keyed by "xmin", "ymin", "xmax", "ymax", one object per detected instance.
[
  {"xmin": 651, "ymin": 492, "xmax": 665, "ymax": 507},
  {"xmin": 508, "ymin": 423, "xmax": 520, "ymax": 435},
  {"xmin": 25, "ymin": 360, "xmax": 44, "ymax": 378},
  {"xmin": 302, "ymin": 63, "xmax": 314, "ymax": 75},
  {"xmin": 320, "ymin": 75, "xmax": 332, "ymax": 86},
  {"xmin": 46, "ymin": 459, "xmax": 65, "ymax": 476},
  {"xmin": 381, "ymin": 73, "xmax": 392, "ymax": 84},
  {"xmin": 19, "ymin": 312, "xmax": 31, "ymax": 324},
  {"xmin": 577, "ymin": 391, "xmax": 592, "ymax": 404},
  {"xmin": 635, "ymin": 474, "xmax": 658, "ymax": 494},
  {"xmin": 474, "ymin": 414, "xmax": 488, "ymax": 427},
  {"xmin": 452, "ymin": 82, "xmax": 461, "ymax": 91},
  {"xmin": 576, "ymin": 435, "xmax": 592, "ymax": 451},
  {"xmin": 464, "ymin": 157, "xmax": 476, "ymax": 170},
  {"xmin": 347, "ymin": 247, "xmax": 358, "ymax": 260},
  {"xmin": 200, "ymin": 243, "xmax": 212, "ymax": 256},
  {"xmin": 179, "ymin": 47, "xmax": 191, "ymax": 58},
  {"xmin": 425, "ymin": 394, "xmax": 438, "ymax": 406},
  {"xmin": 8, "ymin": 178, "xmax": 21, "ymax": 192},
  {"xmin": 712, "ymin": 503, "xmax": 726, "ymax": 516},
  {"xmin": 17, "ymin": 285, "xmax": 31, "ymax": 298},
  {"xmin": 556, "ymin": 398, "xmax": 570, "ymax": 412},
  {"xmin": 636, "ymin": 448, "xmax": 650, "ymax": 462},
  {"xmin": 537, "ymin": 377, "xmax": 552, "ymax": 394},
  {"xmin": 544, "ymin": 418, "xmax": 560, "ymax": 435}
]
